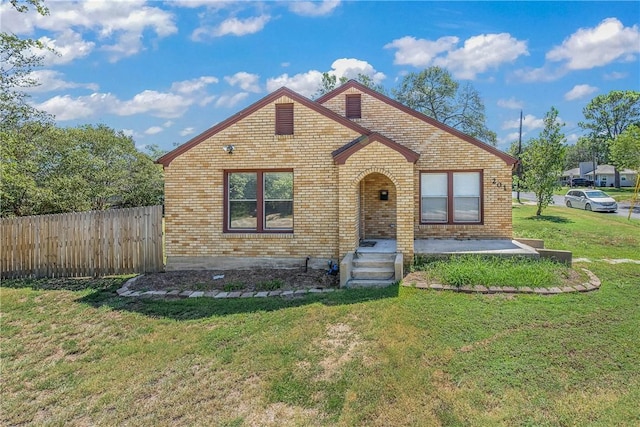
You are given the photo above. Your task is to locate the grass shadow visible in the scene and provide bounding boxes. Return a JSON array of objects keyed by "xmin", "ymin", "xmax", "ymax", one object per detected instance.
[
  {"xmin": 77, "ymin": 284, "xmax": 400, "ymax": 320},
  {"xmin": 524, "ymin": 215, "xmax": 573, "ymax": 224},
  {"xmin": 0, "ymin": 276, "xmax": 130, "ymax": 292}
]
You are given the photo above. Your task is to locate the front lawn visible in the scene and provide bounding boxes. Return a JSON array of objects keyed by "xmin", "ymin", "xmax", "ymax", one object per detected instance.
[{"xmin": 2, "ymin": 205, "xmax": 639, "ymax": 426}]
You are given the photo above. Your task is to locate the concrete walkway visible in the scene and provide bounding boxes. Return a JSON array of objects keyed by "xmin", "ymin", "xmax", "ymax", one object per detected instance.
[
  {"xmin": 414, "ymin": 239, "xmax": 538, "ymax": 256},
  {"xmin": 355, "ymin": 238, "xmax": 539, "ymax": 256}
]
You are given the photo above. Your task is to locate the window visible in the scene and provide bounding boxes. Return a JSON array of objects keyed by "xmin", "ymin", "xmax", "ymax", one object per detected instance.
[
  {"xmin": 226, "ymin": 170, "xmax": 293, "ymax": 232},
  {"xmin": 275, "ymin": 103, "xmax": 294, "ymax": 135},
  {"xmin": 346, "ymin": 94, "xmax": 361, "ymax": 119},
  {"xmin": 421, "ymin": 173, "xmax": 448, "ymax": 222},
  {"xmin": 421, "ymin": 171, "xmax": 482, "ymax": 224}
]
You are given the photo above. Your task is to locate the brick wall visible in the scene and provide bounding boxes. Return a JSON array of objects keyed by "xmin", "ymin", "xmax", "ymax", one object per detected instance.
[
  {"xmin": 164, "ymin": 87, "xmax": 513, "ymax": 270},
  {"xmin": 321, "ymin": 87, "xmax": 513, "ymax": 240},
  {"xmin": 164, "ymin": 95, "xmax": 361, "ymax": 268}
]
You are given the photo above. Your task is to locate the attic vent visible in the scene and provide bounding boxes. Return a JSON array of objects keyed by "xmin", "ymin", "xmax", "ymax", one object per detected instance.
[
  {"xmin": 346, "ymin": 94, "xmax": 361, "ymax": 119},
  {"xmin": 276, "ymin": 103, "xmax": 294, "ymax": 135}
]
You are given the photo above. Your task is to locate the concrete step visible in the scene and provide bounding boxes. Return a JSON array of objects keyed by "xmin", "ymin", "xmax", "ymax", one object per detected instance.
[
  {"xmin": 344, "ymin": 279, "xmax": 396, "ymax": 289},
  {"xmin": 351, "ymin": 266, "xmax": 395, "ymax": 280},
  {"xmin": 354, "ymin": 252, "xmax": 396, "ymax": 261},
  {"xmin": 353, "ymin": 258, "xmax": 395, "ymax": 268}
]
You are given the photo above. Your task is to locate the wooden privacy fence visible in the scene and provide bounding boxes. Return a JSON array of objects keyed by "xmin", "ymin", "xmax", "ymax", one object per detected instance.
[{"xmin": 1, "ymin": 205, "xmax": 164, "ymax": 279}]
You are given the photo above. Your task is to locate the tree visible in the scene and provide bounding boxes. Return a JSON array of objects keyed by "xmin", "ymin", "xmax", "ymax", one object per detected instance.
[
  {"xmin": 610, "ymin": 125, "xmax": 640, "ymax": 173},
  {"xmin": 521, "ymin": 107, "xmax": 566, "ymax": 216},
  {"xmin": 580, "ymin": 90, "xmax": 640, "ymax": 141},
  {"xmin": 0, "ymin": 0, "xmax": 53, "ymax": 132},
  {"xmin": 579, "ymin": 90, "xmax": 640, "ymax": 169},
  {"xmin": 392, "ymin": 66, "xmax": 497, "ymax": 145},
  {"xmin": 564, "ymin": 137, "xmax": 595, "ymax": 169},
  {"xmin": 0, "ymin": 124, "xmax": 164, "ymax": 217}
]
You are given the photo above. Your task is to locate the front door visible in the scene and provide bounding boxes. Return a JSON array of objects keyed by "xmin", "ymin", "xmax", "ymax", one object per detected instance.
[{"xmin": 359, "ymin": 172, "xmax": 397, "ymax": 240}]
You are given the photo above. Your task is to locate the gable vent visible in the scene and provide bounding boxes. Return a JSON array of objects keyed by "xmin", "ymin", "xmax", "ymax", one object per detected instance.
[
  {"xmin": 276, "ymin": 103, "xmax": 294, "ymax": 135},
  {"xmin": 346, "ymin": 94, "xmax": 361, "ymax": 119}
]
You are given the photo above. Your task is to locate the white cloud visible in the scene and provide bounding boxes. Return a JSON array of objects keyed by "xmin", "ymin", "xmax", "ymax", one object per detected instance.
[
  {"xmin": 384, "ymin": 36, "xmax": 458, "ymax": 68},
  {"xmin": 498, "ymin": 132, "xmax": 523, "ymax": 147},
  {"xmin": 144, "ymin": 126, "xmax": 164, "ymax": 135},
  {"xmin": 266, "ymin": 70, "xmax": 324, "ymax": 97},
  {"xmin": 2, "ymin": 0, "xmax": 177, "ymax": 62},
  {"xmin": 118, "ymin": 90, "xmax": 193, "ymax": 118},
  {"xmin": 33, "ymin": 75, "xmax": 221, "ymax": 121},
  {"xmin": 180, "ymin": 127, "xmax": 196, "ymax": 137},
  {"xmin": 224, "ymin": 72, "xmax": 261, "ymax": 93},
  {"xmin": 433, "ymin": 33, "xmax": 528, "ymax": 79},
  {"xmin": 24, "ymin": 70, "xmax": 98, "ymax": 93},
  {"xmin": 564, "ymin": 84, "xmax": 598, "ymax": 101},
  {"xmin": 122, "ymin": 129, "xmax": 138, "ymax": 138},
  {"xmin": 170, "ymin": 76, "xmax": 219, "ymax": 94},
  {"xmin": 35, "ymin": 30, "xmax": 95, "ymax": 65},
  {"xmin": 329, "ymin": 58, "xmax": 386, "ymax": 83},
  {"xmin": 385, "ymin": 33, "xmax": 528, "ymax": 79},
  {"xmin": 547, "ymin": 18, "xmax": 640, "ymax": 70},
  {"xmin": 34, "ymin": 93, "xmax": 117, "ymax": 121},
  {"xmin": 502, "ymin": 114, "xmax": 544, "ymax": 132},
  {"xmin": 512, "ymin": 65, "xmax": 567, "ymax": 83},
  {"xmin": 214, "ymin": 92, "xmax": 249, "ymax": 108},
  {"xmin": 289, "ymin": 0, "xmax": 341, "ymax": 17},
  {"xmin": 199, "ymin": 95, "xmax": 217, "ymax": 107},
  {"xmin": 497, "ymin": 97, "xmax": 524, "ymax": 110},
  {"xmin": 163, "ymin": 120, "xmax": 174, "ymax": 128},
  {"xmin": 192, "ymin": 15, "xmax": 271, "ymax": 40},
  {"xmin": 604, "ymin": 71, "xmax": 627, "ymax": 80},
  {"xmin": 266, "ymin": 58, "xmax": 384, "ymax": 98}
]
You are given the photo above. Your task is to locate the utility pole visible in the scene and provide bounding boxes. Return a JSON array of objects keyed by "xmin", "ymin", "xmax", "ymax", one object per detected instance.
[{"xmin": 516, "ymin": 110, "xmax": 523, "ymax": 203}]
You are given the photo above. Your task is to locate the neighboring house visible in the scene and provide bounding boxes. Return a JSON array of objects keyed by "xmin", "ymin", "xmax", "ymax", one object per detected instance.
[
  {"xmin": 157, "ymin": 81, "xmax": 517, "ymax": 277},
  {"xmin": 560, "ymin": 167, "xmax": 583, "ymax": 186},
  {"xmin": 584, "ymin": 165, "xmax": 638, "ymax": 188}
]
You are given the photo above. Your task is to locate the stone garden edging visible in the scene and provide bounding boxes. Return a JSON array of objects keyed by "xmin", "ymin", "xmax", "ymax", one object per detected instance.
[
  {"xmin": 116, "ymin": 268, "xmax": 601, "ymax": 299},
  {"xmin": 404, "ymin": 268, "xmax": 601, "ymax": 295},
  {"xmin": 116, "ymin": 275, "xmax": 336, "ymax": 299}
]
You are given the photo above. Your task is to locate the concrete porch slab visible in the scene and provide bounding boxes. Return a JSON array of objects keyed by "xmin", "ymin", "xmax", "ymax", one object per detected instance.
[{"xmin": 414, "ymin": 239, "xmax": 539, "ymax": 256}]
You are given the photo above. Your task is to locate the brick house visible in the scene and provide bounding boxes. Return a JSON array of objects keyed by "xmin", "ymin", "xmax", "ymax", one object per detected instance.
[{"xmin": 157, "ymin": 81, "xmax": 517, "ymax": 285}]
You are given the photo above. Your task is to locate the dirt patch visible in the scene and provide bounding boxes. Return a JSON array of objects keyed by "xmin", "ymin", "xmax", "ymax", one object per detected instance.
[
  {"xmin": 128, "ymin": 268, "xmax": 338, "ymax": 293},
  {"xmin": 315, "ymin": 323, "xmax": 364, "ymax": 381}
]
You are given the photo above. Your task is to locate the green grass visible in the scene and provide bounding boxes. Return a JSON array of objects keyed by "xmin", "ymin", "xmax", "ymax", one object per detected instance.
[
  {"xmin": 513, "ymin": 203, "xmax": 640, "ymax": 259},
  {"xmin": 2, "ymin": 205, "xmax": 639, "ymax": 426},
  {"xmin": 413, "ymin": 255, "xmax": 576, "ymax": 288}
]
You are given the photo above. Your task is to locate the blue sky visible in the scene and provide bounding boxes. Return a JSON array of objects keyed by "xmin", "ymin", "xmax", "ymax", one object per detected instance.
[{"xmin": 4, "ymin": 0, "xmax": 639, "ymax": 153}]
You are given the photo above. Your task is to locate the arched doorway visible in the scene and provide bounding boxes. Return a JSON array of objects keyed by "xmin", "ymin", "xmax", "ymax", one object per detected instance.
[{"xmin": 358, "ymin": 172, "xmax": 397, "ymax": 241}]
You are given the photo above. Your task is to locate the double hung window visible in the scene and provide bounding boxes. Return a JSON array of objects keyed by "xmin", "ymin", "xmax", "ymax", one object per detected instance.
[
  {"xmin": 226, "ymin": 170, "xmax": 293, "ymax": 232},
  {"xmin": 421, "ymin": 171, "xmax": 482, "ymax": 224}
]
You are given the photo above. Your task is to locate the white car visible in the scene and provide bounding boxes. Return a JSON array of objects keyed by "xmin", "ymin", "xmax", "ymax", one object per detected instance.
[{"xmin": 564, "ymin": 189, "xmax": 618, "ymax": 212}]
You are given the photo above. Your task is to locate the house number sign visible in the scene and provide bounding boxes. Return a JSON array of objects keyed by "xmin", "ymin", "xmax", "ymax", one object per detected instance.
[{"xmin": 492, "ymin": 177, "xmax": 509, "ymax": 191}]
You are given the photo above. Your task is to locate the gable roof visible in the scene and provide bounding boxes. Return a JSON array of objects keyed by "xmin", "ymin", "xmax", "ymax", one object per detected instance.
[
  {"xmin": 157, "ymin": 86, "xmax": 374, "ymax": 166},
  {"xmin": 317, "ymin": 80, "xmax": 517, "ymax": 166},
  {"xmin": 332, "ymin": 133, "xmax": 420, "ymax": 165},
  {"xmin": 157, "ymin": 81, "xmax": 518, "ymax": 167},
  {"xmin": 584, "ymin": 165, "xmax": 637, "ymax": 176}
]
